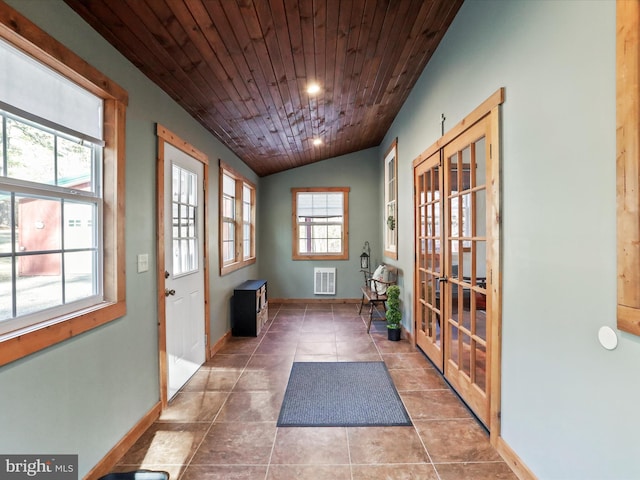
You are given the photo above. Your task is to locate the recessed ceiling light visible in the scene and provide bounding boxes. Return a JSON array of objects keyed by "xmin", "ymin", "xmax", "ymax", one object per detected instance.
[
  {"xmin": 312, "ymin": 138, "xmax": 322, "ymax": 146},
  {"xmin": 307, "ymin": 83, "xmax": 321, "ymax": 95}
]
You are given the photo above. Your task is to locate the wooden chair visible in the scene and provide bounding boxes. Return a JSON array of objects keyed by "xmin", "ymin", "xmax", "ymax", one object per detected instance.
[{"xmin": 358, "ymin": 264, "xmax": 398, "ymax": 333}]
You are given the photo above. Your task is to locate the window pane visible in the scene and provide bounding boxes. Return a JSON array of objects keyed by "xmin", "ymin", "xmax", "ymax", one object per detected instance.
[
  {"xmin": 327, "ymin": 224, "xmax": 342, "ymax": 239},
  {"xmin": 57, "ymin": 136, "xmax": 93, "ymax": 192},
  {"xmin": 172, "ymin": 239, "xmax": 180, "ymax": 274},
  {"xmin": 0, "ymin": 191, "xmax": 11, "ymax": 254},
  {"xmin": 17, "ymin": 195, "xmax": 61, "ymax": 252},
  {"xmin": 6, "ymin": 117, "xmax": 55, "ymax": 185},
  {"xmin": 187, "ymin": 206, "xmax": 196, "ymax": 237},
  {"xmin": 16, "ymin": 253, "xmax": 62, "ymax": 316},
  {"xmin": 311, "ymin": 225, "xmax": 328, "ymax": 239},
  {"xmin": 64, "ymin": 250, "xmax": 96, "ymax": 302},
  {"xmin": 180, "ymin": 168, "xmax": 188, "ymax": 204},
  {"xmin": 297, "ymin": 192, "xmax": 343, "ymax": 217},
  {"xmin": 63, "ymin": 201, "xmax": 95, "ymax": 249},
  {"xmin": 226, "ymin": 222, "xmax": 234, "ymax": 242},
  {"xmin": 180, "ymin": 238, "xmax": 189, "ymax": 272},
  {"xmin": 172, "ymin": 165, "xmax": 180, "ymax": 202},
  {"xmin": 312, "ymin": 238, "xmax": 327, "ymax": 252},
  {"xmin": 328, "ymin": 238, "xmax": 342, "ymax": 253},
  {"xmin": 0, "ymin": 257, "xmax": 11, "ymax": 321},
  {"xmin": 223, "ymin": 240, "xmax": 234, "ymax": 262},
  {"xmin": 223, "ymin": 173, "xmax": 235, "ymax": 196},
  {"xmin": 223, "ymin": 195, "xmax": 234, "ymax": 219},
  {"xmin": 180, "ymin": 204, "xmax": 188, "ymax": 237},
  {"xmin": 188, "ymin": 170, "xmax": 197, "ymax": 205}
]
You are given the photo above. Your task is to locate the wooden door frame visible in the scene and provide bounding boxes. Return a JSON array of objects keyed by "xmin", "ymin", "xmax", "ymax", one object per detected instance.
[
  {"xmin": 412, "ymin": 88, "xmax": 504, "ymax": 441},
  {"xmin": 156, "ymin": 124, "xmax": 210, "ymax": 408}
]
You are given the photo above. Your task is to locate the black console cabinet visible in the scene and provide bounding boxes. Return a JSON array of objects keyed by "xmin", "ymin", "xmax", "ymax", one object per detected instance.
[{"xmin": 232, "ymin": 279, "xmax": 268, "ymax": 336}]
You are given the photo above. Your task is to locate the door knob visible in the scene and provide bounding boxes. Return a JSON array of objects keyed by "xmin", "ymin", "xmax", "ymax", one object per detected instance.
[{"xmin": 165, "ymin": 288, "xmax": 176, "ymax": 297}]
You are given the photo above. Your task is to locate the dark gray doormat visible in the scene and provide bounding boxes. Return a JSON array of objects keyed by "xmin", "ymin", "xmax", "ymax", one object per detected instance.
[{"xmin": 277, "ymin": 362, "xmax": 412, "ymax": 427}]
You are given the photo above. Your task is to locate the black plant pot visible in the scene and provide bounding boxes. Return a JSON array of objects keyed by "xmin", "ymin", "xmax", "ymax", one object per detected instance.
[{"xmin": 387, "ymin": 328, "xmax": 401, "ymax": 341}]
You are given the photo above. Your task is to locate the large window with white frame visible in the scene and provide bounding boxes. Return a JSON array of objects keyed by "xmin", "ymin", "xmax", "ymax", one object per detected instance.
[
  {"xmin": 0, "ymin": 111, "xmax": 103, "ymax": 332},
  {"xmin": 292, "ymin": 187, "xmax": 349, "ymax": 260},
  {"xmin": 219, "ymin": 161, "xmax": 255, "ymax": 275},
  {"xmin": 0, "ymin": 5, "xmax": 127, "ymax": 366},
  {"xmin": 384, "ymin": 139, "xmax": 398, "ymax": 259}
]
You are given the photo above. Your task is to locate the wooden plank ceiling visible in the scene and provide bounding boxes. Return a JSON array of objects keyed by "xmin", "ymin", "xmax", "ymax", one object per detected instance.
[{"xmin": 65, "ymin": 0, "xmax": 463, "ymax": 176}]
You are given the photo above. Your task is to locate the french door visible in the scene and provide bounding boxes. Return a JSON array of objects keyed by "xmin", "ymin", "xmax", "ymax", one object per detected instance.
[{"xmin": 414, "ymin": 91, "xmax": 502, "ymax": 431}]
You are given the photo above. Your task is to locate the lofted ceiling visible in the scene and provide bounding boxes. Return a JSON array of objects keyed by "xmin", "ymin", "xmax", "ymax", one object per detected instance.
[{"xmin": 65, "ymin": 0, "xmax": 463, "ymax": 176}]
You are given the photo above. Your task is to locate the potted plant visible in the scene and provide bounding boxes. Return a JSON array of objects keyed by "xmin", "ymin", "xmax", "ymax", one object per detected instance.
[{"xmin": 385, "ymin": 284, "xmax": 402, "ymax": 341}]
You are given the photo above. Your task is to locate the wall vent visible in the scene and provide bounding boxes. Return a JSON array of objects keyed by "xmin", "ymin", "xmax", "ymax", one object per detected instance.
[{"xmin": 314, "ymin": 267, "xmax": 336, "ymax": 295}]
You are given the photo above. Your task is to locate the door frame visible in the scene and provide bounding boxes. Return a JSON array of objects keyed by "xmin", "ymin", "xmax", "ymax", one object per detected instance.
[
  {"xmin": 156, "ymin": 124, "xmax": 210, "ymax": 408},
  {"xmin": 412, "ymin": 88, "xmax": 504, "ymax": 442}
]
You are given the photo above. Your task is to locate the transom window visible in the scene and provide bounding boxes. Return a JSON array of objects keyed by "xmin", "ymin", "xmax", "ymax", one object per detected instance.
[
  {"xmin": 219, "ymin": 161, "xmax": 255, "ymax": 275},
  {"xmin": 292, "ymin": 187, "xmax": 349, "ymax": 260}
]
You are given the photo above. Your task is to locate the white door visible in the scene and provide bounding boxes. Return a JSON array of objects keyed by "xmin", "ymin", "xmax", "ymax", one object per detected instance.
[{"xmin": 164, "ymin": 143, "xmax": 205, "ymax": 400}]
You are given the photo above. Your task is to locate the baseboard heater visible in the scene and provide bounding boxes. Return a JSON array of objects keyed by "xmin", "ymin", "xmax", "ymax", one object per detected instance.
[{"xmin": 314, "ymin": 267, "xmax": 336, "ymax": 295}]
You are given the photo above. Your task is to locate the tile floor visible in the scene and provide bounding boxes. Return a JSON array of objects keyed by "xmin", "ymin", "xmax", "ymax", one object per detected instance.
[{"xmin": 112, "ymin": 303, "xmax": 518, "ymax": 480}]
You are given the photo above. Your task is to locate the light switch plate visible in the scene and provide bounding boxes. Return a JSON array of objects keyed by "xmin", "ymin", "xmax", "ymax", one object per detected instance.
[{"xmin": 137, "ymin": 253, "xmax": 149, "ymax": 273}]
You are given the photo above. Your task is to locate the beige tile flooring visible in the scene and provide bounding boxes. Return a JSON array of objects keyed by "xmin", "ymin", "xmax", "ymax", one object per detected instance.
[{"xmin": 112, "ymin": 303, "xmax": 518, "ymax": 480}]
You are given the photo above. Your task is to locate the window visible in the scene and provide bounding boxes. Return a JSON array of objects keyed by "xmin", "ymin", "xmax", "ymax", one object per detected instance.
[
  {"xmin": 172, "ymin": 164, "xmax": 198, "ymax": 276},
  {"xmin": 219, "ymin": 161, "xmax": 255, "ymax": 275},
  {"xmin": 292, "ymin": 187, "xmax": 349, "ymax": 260},
  {"xmin": 0, "ymin": 112, "xmax": 102, "ymax": 331},
  {"xmin": 0, "ymin": 4, "xmax": 127, "ymax": 366},
  {"xmin": 242, "ymin": 183, "xmax": 253, "ymax": 261},
  {"xmin": 384, "ymin": 139, "xmax": 398, "ymax": 259}
]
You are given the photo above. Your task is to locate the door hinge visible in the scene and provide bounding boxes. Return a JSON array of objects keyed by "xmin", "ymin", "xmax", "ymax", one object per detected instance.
[
  {"xmin": 490, "ymin": 143, "xmax": 493, "ymax": 159},
  {"xmin": 205, "ymin": 334, "xmax": 208, "ymax": 345}
]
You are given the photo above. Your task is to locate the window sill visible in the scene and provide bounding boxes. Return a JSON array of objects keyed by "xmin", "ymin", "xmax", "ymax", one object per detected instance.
[
  {"xmin": 0, "ymin": 300, "xmax": 126, "ymax": 366},
  {"xmin": 292, "ymin": 253, "xmax": 349, "ymax": 261},
  {"xmin": 220, "ymin": 257, "xmax": 256, "ymax": 276}
]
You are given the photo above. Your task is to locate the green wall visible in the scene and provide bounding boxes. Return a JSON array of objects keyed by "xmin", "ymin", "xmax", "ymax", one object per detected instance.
[
  {"xmin": 382, "ymin": 0, "xmax": 640, "ymax": 478},
  {"xmin": 0, "ymin": 0, "xmax": 258, "ymax": 476},
  {"xmin": 259, "ymin": 148, "xmax": 380, "ymax": 300}
]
